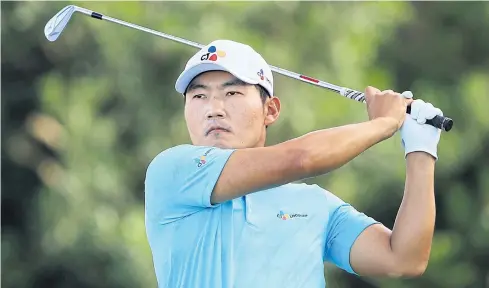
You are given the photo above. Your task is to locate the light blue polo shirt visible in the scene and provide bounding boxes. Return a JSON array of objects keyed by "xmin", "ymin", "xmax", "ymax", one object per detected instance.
[{"xmin": 145, "ymin": 144, "xmax": 379, "ymax": 288}]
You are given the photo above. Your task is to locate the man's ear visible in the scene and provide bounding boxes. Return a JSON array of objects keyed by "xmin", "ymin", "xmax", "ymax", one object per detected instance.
[{"xmin": 264, "ymin": 96, "xmax": 281, "ymax": 127}]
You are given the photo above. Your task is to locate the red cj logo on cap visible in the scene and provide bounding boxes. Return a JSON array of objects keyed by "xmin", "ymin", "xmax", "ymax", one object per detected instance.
[{"xmin": 201, "ymin": 46, "xmax": 226, "ymax": 61}]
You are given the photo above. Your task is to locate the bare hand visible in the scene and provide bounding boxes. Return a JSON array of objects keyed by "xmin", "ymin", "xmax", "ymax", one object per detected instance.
[{"xmin": 365, "ymin": 86, "xmax": 412, "ymax": 131}]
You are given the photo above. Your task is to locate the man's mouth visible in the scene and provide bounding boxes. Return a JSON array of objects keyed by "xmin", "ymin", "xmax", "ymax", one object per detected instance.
[
  {"xmin": 208, "ymin": 128, "xmax": 229, "ymax": 134},
  {"xmin": 206, "ymin": 127, "xmax": 230, "ymax": 136}
]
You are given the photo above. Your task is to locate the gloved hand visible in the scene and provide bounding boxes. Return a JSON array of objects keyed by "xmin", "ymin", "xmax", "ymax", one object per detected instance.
[{"xmin": 400, "ymin": 91, "xmax": 443, "ymax": 160}]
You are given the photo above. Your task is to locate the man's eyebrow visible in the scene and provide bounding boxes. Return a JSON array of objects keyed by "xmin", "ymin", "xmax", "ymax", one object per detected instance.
[
  {"xmin": 221, "ymin": 78, "xmax": 249, "ymax": 88},
  {"xmin": 186, "ymin": 82, "xmax": 209, "ymax": 94},
  {"xmin": 186, "ymin": 77, "xmax": 249, "ymax": 94}
]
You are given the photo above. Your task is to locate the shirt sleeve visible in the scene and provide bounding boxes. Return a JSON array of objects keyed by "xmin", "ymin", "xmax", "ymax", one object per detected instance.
[
  {"xmin": 144, "ymin": 144, "xmax": 235, "ymax": 224},
  {"xmin": 323, "ymin": 192, "xmax": 379, "ymax": 275}
]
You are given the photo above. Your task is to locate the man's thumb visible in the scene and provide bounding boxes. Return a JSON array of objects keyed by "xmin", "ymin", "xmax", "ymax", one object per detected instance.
[{"xmin": 365, "ymin": 86, "xmax": 381, "ymax": 98}]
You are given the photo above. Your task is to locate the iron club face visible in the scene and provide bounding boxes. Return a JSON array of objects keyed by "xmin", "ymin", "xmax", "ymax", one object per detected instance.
[{"xmin": 44, "ymin": 5, "xmax": 76, "ymax": 42}]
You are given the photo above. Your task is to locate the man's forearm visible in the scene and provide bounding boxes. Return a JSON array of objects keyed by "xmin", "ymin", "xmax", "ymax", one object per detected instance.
[
  {"xmin": 297, "ymin": 117, "xmax": 397, "ymax": 177},
  {"xmin": 390, "ymin": 152, "xmax": 436, "ymax": 275},
  {"xmin": 212, "ymin": 118, "xmax": 398, "ymax": 204}
]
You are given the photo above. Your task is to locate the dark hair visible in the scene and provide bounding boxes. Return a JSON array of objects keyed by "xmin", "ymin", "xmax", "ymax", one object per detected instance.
[
  {"xmin": 256, "ymin": 84, "xmax": 271, "ymax": 104},
  {"xmin": 183, "ymin": 84, "xmax": 270, "ymax": 104}
]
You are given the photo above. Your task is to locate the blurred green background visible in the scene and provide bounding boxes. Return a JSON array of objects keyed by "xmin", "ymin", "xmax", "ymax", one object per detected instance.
[{"xmin": 2, "ymin": 1, "xmax": 489, "ymax": 288}]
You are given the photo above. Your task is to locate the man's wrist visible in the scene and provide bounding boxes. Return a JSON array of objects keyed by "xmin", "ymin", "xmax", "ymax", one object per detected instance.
[
  {"xmin": 403, "ymin": 142, "xmax": 438, "ymax": 160},
  {"xmin": 406, "ymin": 152, "xmax": 436, "ymax": 168},
  {"xmin": 371, "ymin": 117, "xmax": 399, "ymax": 140},
  {"xmin": 405, "ymin": 152, "xmax": 435, "ymax": 188}
]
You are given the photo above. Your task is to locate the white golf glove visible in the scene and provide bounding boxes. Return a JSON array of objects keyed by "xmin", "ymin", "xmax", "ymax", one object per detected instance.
[{"xmin": 400, "ymin": 91, "xmax": 443, "ymax": 160}]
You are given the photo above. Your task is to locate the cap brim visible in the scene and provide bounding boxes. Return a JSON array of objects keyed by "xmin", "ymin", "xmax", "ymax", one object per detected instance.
[{"xmin": 175, "ymin": 62, "xmax": 259, "ymax": 95}]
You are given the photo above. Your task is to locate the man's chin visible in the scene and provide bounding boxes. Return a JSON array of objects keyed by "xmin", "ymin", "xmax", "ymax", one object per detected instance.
[
  {"xmin": 198, "ymin": 139, "xmax": 238, "ymax": 149},
  {"xmin": 208, "ymin": 140, "xmax": 234, "ymax": 149},
  {"xmin": 213, "ymin": 143, "xmax": 233, "ymax": 149}
]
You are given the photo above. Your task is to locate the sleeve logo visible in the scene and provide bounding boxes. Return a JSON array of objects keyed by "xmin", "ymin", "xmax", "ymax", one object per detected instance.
[{"xmin": 194, "ymin": 148, "xmax": 214, "ymax": 167}]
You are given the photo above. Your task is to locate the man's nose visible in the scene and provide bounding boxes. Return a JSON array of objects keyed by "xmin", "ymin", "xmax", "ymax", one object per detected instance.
[{"xmin": 205, "ymin": 96, "xmax": 226, "ymax": 119}]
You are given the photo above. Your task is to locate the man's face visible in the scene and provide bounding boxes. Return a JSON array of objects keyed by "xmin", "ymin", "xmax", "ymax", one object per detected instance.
[{"xmin": 184, "ymin": 71, "xmax": 280, "ymax": 149}]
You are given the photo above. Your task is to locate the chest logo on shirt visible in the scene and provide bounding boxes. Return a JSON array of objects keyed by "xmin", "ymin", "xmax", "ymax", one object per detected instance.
[{"xmin": 277, "ymin": 210, "xmax": 308, "ymax": 220}]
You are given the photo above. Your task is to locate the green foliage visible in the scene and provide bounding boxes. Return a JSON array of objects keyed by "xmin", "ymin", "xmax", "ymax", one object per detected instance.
[{"xmin": 2, "ymin": 2, "xmax": 488, "ymax": 287}]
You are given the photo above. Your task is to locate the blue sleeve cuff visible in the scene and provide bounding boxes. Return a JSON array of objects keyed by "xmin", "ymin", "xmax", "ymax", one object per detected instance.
[
  {"xmin": 341, "ymin": 220, "xmax": 380, "ymax": 275},
  {"xmin": 325, "ymin": 204, "xmax": 380, "ymax": 275}
]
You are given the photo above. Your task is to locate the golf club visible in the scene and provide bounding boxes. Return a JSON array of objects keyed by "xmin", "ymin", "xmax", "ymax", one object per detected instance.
[{"xmin": 44, "ymin": 5, "xmax": 453, "ymax": 132}]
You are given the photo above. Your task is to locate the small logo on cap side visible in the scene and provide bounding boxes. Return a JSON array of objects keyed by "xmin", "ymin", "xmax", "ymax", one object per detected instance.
[
  {"xmin": 257, "ymin": 69, "xmax": 272, "ymax": 86},
  {"xmin": 257, "ymin": 69, "xmax": 265, "ymax": 80},
  {"xmin": 201, "ymin": 46, "xmax": 226, "ymax": 62}
]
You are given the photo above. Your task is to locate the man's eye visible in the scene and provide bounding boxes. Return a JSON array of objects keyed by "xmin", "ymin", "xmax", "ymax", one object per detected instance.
[
  {"xmin": 193, "ymin": 94, "xmax": 205, "ymax": 99},
  {"xmin": 226, "ymin": 91, "xmax": 241, "ymax": 96}
]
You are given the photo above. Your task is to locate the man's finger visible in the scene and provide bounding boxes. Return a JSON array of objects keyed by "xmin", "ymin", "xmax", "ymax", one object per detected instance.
[
  {"xmin": 434, "ymin": 108, "xmax": 443, "ymax": 117},
  {"xmin": 365, "ymin": 86, "xmax": 381, "ymax": 100},
  {"xmin": 410, "ymin": 99, "xmax": 424, "ymax": 121},
  {"xmin": 381, "ymin": 89, "xmax": 395, "ymax": 95},
  {"xmin": 401, "ymin": 91, "xmax": 414, "ymax": 110},
  {"xmin": 419, "ymin": 103, "xmax": 441, "ymax": 124},
  {"xmin": 401, "ymin": 91, "xmax": 413, "ymax": 99}
]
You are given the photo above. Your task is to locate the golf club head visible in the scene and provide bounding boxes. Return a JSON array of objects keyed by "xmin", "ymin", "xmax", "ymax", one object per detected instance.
[{"xmin": 44, "ymin": 5, "xmax": 76, "ymax": 42}]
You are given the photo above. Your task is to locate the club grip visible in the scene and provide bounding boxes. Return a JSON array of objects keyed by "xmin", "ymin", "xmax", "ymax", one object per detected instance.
[{"xmin": 406, "ymin": 106, "xmax": 453, "ymax": 132}]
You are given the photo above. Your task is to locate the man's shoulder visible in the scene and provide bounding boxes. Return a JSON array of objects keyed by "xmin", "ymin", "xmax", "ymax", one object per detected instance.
[
  {"xmin": 150, "ymin": 144, "xmax": 230, "ymax": 162},
  {"xmin": 146, "ymin": 144, "xmax": 233, "ymax": 175},
  {"xmin": 153, "ymin": 144, "xmax": 195, "ymax": 159},
  {"xmin": 146, "ymin": 144, "xmax": 193, "ymax": 175},
  {"xmin": 148, "ymin": 144, "xmax": 201, "ymax": 165}
]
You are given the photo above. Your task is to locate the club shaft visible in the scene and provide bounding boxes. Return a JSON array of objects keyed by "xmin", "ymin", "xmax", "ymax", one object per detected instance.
[
  {"xmin": 70, "ymin": 6, "xmax": 452, "ymax": 131},
  {"xmin": 76, "ymin": 7, "xmax": 350, "ymax": 97}
]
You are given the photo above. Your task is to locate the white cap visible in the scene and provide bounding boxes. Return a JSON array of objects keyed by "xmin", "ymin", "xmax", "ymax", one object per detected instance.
[{"xmin": 175, "ymin": 39, "xmax": 273, "ymax": 96}]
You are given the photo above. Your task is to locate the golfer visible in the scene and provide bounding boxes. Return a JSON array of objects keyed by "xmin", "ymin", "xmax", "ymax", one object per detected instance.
[{"xmin": 145, "ymin": 40, "xmax": 443, "ymax": 288}]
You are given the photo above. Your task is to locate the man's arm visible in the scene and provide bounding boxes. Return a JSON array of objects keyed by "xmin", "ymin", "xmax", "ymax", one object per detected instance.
[
  {"xmin": 211, "ymin": 117, "xmax": 398, "ymax": 204},
  {"xmin": 349, "ymin": 152, "xmax": 436, "ymax": 277},
  {"xmin": 211, "ymin": 87, "xmax": 409, "ymax": 204}
]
